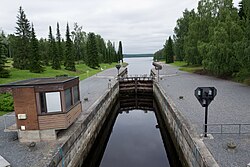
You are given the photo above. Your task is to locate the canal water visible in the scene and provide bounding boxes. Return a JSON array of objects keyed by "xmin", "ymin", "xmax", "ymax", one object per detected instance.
[
  {"xmin": 124, "ymin": 57, "xmax": 153, "ymax": 75},
  {"xmin": 82, "ymin": 57, "xmax": 181, "ymax": 167}
]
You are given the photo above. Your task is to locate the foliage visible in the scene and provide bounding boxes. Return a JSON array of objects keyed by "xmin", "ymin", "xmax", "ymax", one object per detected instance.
[
  {"xmin": 155, "ymin": 0, "xmax": 250, "ymax": 81},
  {"xmin": 95, "ymin": 34, "xmax": 107, "ymax": 63},
  {"xmin": 0, "ymin": 93, "xmax": 14, "ymax": 112},
  {"xmin": 13, "ymin": 6, "xmax": 31, "ymax": 70},
  {"xmin": 174, "ymin": 9, "xmax": 194, "ymax": 61},
  {"xmin": 71, "ymin": 23, "xmax": 86, "ymax": 63},
  {"xmin": 0, "ymin": 32, "xmax": 10, "ymax": 78},
  {"xmin": 86, "ymin": 32, "xmax": 99, "ymax": 68},
  {"xmin": 153, "ymin": 49, "xmax": 164, "ymax": 61},
  {"xmin": 164, "ymin": 36, "xmax": 174, "ymax": 63},
  {"xmin": 2, "ymin": 7, "xmax": 124, "ymax": 77},
  {"xmin": 29, "ymin": 24, "xmax": 44, "ymax": 73},
  {"xmin": 48, "ymin": 26, "xmax": 61, "ymax": 70},
  {"xmin": 0, "ymin": 61, "xmax": 118, "ymax": 84},
  {"xmin": 64, "ymin": 23, "xmax": 76, "ymax": 71},
  {"xmin": 106, "ymin": 40, "xmax": 117, "ymax": 63},
  {"xmin": 56, "ymin": 22, "xmax": 64, "ymax": 64}
]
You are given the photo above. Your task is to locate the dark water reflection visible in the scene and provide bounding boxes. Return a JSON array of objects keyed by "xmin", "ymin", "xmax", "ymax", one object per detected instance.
[
  {"xmin": 100, "ymin": 110, "xmax": 170, "ymax": 167},
  {"xmin": 82, "ymin": 57, "xmax": 181, "ymax": 167}
]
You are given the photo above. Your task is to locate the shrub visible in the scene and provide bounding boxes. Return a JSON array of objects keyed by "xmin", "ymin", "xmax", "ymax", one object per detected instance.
[{"xmin": 0, "ymin": 93, "xmax": 14, "ymax": 112}]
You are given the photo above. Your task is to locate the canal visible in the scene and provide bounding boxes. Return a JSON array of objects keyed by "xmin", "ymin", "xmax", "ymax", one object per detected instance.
[{"xmin": 82, "ymin": 57, "xmax": 181, "ymax": 167}]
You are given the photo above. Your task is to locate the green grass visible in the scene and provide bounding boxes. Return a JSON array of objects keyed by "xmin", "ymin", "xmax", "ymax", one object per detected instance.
[
  {"xmin": 170, "ymin": 61, "xmax": 203, "ymax": 73},
  {"xmin": 0, "ymin": 61, "xmax": 119, "ymax": 84},
  {"xmin": 0, "ymin": 111, "xmax": 9, "ymax": 116},
  {"xmin": 0, "ymin": 60, "xmax": 124, "ymax": 114},
  {"xmin": 170, "ymin": 61, "xmax": 188, "ymax": 67}
]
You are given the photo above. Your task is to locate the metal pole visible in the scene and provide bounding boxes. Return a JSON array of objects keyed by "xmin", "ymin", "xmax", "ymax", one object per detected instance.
[
  {"xmin": 204, "ymin": 105, "xmax": 208, "ymax": 137},
  {"xmin": 158, "ymin": 69, "xmax": 159, "ymax": 82}
]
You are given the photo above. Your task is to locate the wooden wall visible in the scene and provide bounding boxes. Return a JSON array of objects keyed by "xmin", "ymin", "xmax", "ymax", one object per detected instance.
[{"xmin": 38, "ymin": 102, "xmax": 82, "ymax": 130}]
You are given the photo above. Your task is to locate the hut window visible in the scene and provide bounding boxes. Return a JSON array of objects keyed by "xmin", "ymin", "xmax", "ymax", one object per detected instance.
[
  {"xmin": 73, "ymin": 86, "xmax": 79, "ymax": 104},
  {"xmin": 40, "ymin": 92, "xmax": 62, "ymax": 113},
  {"xmin": 65, "ymin": 88, "xmax": 72, "ymax": 111}
]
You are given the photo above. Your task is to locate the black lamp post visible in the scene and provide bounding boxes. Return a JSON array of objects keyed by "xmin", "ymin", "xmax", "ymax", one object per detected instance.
[
  {"xmin": 152, "ymin": 62, "xmax": 162, "ymax": 81},
  {"xmin": 116, "ymin": 64, "xmax": 121, "ymax": 78},
  {"xmin": 195, "ymin": 87, "xmax": 217, "ymax": 137}
]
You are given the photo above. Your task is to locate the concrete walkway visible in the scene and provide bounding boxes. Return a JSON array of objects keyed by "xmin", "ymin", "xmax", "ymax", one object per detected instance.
[
  {"xmin": 0, "ymin": 67, "xmax": 124, "ymax": 167},
  {"xmin": 157, "ymin": 63, "xmax": 250, "ymax": 167}
]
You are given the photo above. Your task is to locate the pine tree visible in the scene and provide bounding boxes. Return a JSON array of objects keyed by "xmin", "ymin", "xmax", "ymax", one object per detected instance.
[
  {"xmin": 0, "ymin": 33, "xmax": 10, "ymax": 78},
  {"xmin": 65, "ymin": 23, "xmax": 76, "ymax": 71},
  {"xmin": 56, "ymin": 22, "xmax": 63, "ymax": 65},
  {"xmin": 48, "ymin": 26, "xmax": 60, "ymax": 70},
  {"xmin": 118, "ymin": 41, "xmax": 123, "ymax": 63},
  {"xmin": 164, "ymin": 36, "xmax": 174, "ymax": 63},
  {"xmin": 39, "ymin": 38, "xmax": 49, "ymax": 66},
  {"xmin": 29, "ymin": 24, "xmax": 44, "ymax": 73},
  {"xmin": 86, "ymin": 32, "xmax": 99, "ymax": 68},
  {"xmin": 14, "ymin": 6, "xmax": 31, "ymax": 69},
  {"xmin": 106, "ymin": 40, "xmax": 115, "ymax": 64}
]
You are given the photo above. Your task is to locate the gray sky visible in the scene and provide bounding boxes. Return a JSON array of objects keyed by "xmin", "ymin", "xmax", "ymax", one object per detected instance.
[{"xmin": 0, "ymin": 0, "xmax": 240, "ymax": 54}]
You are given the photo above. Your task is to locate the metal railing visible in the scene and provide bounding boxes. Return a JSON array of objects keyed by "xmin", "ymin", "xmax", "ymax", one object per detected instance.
[
  {"xmin": 119, "ymin": 75, "xmax": 153, "ymax": 81},
  {"xmin": 204, "ymin": 123, "xmax": 250, "ymax": 135},
  {"xmin": 3, "ymin": 114, "xmax": 16, "ymax": 132}
]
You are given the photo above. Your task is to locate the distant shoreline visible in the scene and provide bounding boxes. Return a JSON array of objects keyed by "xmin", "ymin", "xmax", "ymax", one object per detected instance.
[{"xmin": 124, "ymin": 54, "xmax": 153, "ymax": 58}]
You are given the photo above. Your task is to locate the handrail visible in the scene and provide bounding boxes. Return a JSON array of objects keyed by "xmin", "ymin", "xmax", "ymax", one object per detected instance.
[
  {"xmin": 118, "ymin": 75, "xmax": 154, "ymax": 81},
  {"xmin": 3, "ymin": 114, "xmax": 16, "ymax": 132},
  {"xmin": 204, "ymin": 123, "xmax": 250, "ymax": 134}
]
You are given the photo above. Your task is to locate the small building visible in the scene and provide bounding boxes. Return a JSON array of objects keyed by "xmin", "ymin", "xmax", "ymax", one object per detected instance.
[{"xmin": 0, "ymin": 76, "xmax": 82, "ymax": 142}]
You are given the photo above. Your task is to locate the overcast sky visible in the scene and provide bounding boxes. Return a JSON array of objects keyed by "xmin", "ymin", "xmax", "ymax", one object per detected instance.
[{"xmin": 0, "ymin": 0, "xmax": 240, "ymax": 54}]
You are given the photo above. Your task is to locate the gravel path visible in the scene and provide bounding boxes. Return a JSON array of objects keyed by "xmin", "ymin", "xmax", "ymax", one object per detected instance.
[{"xmin": 158, "ymin": 64, "xmax": 250, "ymax": 167}]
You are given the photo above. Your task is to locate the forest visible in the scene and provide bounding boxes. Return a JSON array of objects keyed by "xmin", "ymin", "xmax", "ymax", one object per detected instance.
[
  {"xmin": 0, "ymin": 6, "xmax": 124, "ymax": 78},
  {"xmin": 154, "ymin": 0, "xmax": 250, "ymax": 83}
]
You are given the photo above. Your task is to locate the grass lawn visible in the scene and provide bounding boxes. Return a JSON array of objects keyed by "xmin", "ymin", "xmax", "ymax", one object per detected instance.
[
  {"xmin": 0, "ymin": 59, "xmax": 127, "ymax": 115},
  {"xmin": 0, "ymin": 59, "xmax": 122, "ymax": 84},
  {"xmin": 0, "ymin": 111, "xmax": 9, "ymax": 116},
  {"xmin": 170, "ymin": 61, "xmax": 203, "ymax": 73}
]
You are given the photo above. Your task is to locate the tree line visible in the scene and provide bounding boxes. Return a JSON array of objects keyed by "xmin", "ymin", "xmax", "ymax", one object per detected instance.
[
  {"xmin": 0, "ymin": 6, "xmax": 124, "ymax": 78},
  {"xmin": 155, "ymin": 0, "xmax": 250, "ymax": 80}
]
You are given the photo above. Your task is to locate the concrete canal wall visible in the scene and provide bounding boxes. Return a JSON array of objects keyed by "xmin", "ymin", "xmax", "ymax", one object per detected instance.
[
  {"xmin": 47, "ymin": 82, "xmax": 119, "ymax": 167},
  {"xmin": 47, "ymin": 72, "xmax": 218, "ymax": 167},
  {"xmin": 154, "ymin": 82, "xmax": 219, "ymax": 167}
]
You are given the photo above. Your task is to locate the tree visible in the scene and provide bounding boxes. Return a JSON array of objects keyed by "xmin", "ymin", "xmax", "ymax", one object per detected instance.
[
  {"xmin": 174, "ymin": 9, "xmax": 193, "ymax": 61},
  {"xmin": 106, "ymin": 40, "xmax": 113, "ymax": 64},
  {"xmin": 13, "ymin": 6, "xmax": 31, "ymax": 69},
  {"xmin": 71, "ymin": 23, "xmax": 86, "ymax": 63},
  {"xmin": 164, "ymin": 36, "xmax": 174, "ymax": 63},
  {"xmin": 106, "ymin": 40, "xmax": 117, "ymax": 64},
  {"xmin": 118, "ymin": 41, "xmax": 123, "ymax": 63},
  {"xmin": 56, "ymin": 22, "xmax": 63, "ymax": 64},
  {"xmin": 0, "ymin": 32, "xmax": 10, "ymax": 78},
  {"xmin": 86, "ymin": 32, "xmax": 99, "ymax": 68},
  {"xmin": 239, "ymin": 1, "xmax": 246, "ymax": 20},
  {"xmin": 48, "ymin": 26, "xmax": 60, "ymax": 69},
  {"xmin": 153, "ymin": 48, "xmax": 164, "ymax": 61},
  {"xmin": 64, "ymin": 23, "xmax": 76, "ymax": 71},
  {"xmin": 39, "ymin": 38, "xmax": 49, "ymax": 66},
  {"xmin": 95, "ymin": 34, "xmax": 106, "ymax": 63},
  {"xmin": 29, "ymin": 24, "xmax": 44, "ymax": 73}
]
